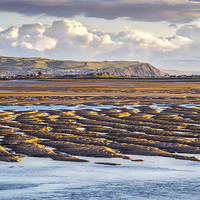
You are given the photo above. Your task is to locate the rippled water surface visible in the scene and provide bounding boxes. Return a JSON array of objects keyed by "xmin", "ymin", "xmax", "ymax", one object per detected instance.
[{"xmin": 0, "ymin": 155, "xmax": 200, "ymax": 200}]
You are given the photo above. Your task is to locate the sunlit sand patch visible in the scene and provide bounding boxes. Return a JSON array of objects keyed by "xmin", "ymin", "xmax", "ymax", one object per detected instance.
[
  {"xmin": 0, "ymin": 145, "xmax": 24, "ymax": 162},
  {"xmin": 39, "ymin": 140, "xmax": 128, "ymax": 159},
  {"xmin": 95, "ymin": 162, "xmax": 121, "ymax": 165},
  {"xmin": 1, "ymin": 80, "xmax": 200, "ymax": 163}
]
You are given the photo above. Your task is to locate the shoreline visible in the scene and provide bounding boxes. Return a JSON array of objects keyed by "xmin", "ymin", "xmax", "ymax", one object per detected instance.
[{"xmin": 0, "ymin": 79, "xmax": 200, "ymax": 163}]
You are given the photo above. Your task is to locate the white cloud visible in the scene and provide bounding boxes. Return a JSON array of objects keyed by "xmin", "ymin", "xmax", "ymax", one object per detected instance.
[
  {"xmin": 19, "ymin": 22, "xmax": 45, "ymax": 36},
  {"xmin": 44, "ymin": 19, "xmax": 116, "ymax": 52},
  {"xmin": 0, "ymin": 19, "xmax": 200, "ymax": 70},
  {"xmin": 31, "ymin": 36, "xmax": 57, "ymax": 51},
  {"xmin": 45, "ymin": 19, "xmax": 89, "ymax": 40},
  {"xmin": 0, "ymin": 26, "xmax": 19, "ymax": 43},
  {"xmin": 20, "ymin": 41, "xmax": 33, "ymax": 49},
  {"xmin": 18, "ymin": 35, "xmax": 57, "ymax": 51},
  {"xmin": 0, "ymin": 24, "xmax": 57, "ymax": 52},
  {"xmin": 116, "ymin": 27, "xmax": 193, "ymax": 52}
]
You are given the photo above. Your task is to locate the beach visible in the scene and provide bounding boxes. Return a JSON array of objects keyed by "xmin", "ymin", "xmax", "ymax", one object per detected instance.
[{"xmin": 0, "ymin": 79, "xmax": 200, "ymax": 199}]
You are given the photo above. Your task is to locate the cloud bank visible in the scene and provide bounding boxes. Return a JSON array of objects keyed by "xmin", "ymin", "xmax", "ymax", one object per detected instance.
[
  {"xmin": 0, "ymin": 19, "xmax": 199, "ymax": 70},
  {"xmin": 0, "ymin": 0, "xmax": 200, "ymax": 23}
]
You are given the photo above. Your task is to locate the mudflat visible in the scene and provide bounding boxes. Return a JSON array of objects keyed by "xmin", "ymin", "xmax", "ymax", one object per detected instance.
[{"xmin": 0, "ymin": 79, "xmax": 200, "ymax": 163}]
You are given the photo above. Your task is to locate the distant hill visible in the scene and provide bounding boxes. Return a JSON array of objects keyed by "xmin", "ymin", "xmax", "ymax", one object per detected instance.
[
  {"xmin": 99, "ymin": 63, "xmax": 166, "ymax": 77},
  {"xmin": 0, "ymin": 56, "xmax": 166, "ymax": 77},
  {"xmin": 160, "ymin": 69, "xmax": 200, "ymax": 76}
]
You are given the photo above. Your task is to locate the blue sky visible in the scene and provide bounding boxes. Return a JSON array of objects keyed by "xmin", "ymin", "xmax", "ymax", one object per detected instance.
[{"xmin": 1, "ymin": 0, "xmax": 200, "ymax": 71}]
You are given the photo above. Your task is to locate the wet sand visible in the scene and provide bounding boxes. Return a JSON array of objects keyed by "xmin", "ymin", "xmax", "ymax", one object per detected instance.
[{"xmin": 1, "ymin": 79, "xmax": 200, "ymax": 164}]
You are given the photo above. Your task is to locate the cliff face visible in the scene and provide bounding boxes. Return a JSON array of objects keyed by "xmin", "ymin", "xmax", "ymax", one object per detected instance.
[{"xmin": 99, "ymin": 63, "xmax": 166, "ymax": 77}]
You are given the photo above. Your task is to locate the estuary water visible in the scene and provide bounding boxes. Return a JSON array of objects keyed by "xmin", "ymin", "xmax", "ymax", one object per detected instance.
[
  {"xmin": 0, "ymin": 155, "xmax": 200, "ymax": 200},
  {"xmin": 0, "ymin": 103, "xmax": 200, "ymax": 199}
]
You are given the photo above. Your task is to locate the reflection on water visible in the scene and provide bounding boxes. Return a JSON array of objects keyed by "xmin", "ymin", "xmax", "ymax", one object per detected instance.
[
  {"xmin": 0, "ymin": 156, "xmax": 200, "ymax": 199},
  {"xmin": 0, "ymin": 104, "xmax": 172, "ymax": 112},
  {"xmin": 182, "ymin": 104, "xmax": 200, "ymax": 109}
]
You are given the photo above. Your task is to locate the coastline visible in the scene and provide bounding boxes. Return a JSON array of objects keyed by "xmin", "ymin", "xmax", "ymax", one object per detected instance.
[
  {"xmin": 0, "ymin": 79, "xmax": 200, "ymax": 163},
  {"xmin": 0, "ymin": 79, "xmax": 200, "ymax": 199}
]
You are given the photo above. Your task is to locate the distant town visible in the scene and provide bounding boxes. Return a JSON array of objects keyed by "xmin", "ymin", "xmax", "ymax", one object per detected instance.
[
  {"xmin": 1, "ymin": 68, "xmax": 200, "ymax": 80},
  {"xmin": 0, "ymin": 68, "xmax": 96, "ymax": 78}
]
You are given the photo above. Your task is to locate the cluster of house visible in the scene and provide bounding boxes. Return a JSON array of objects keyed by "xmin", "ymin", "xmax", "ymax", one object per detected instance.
[{"xmin": 164, "ymin": 74, "xmax": 200, "ymax": 78}]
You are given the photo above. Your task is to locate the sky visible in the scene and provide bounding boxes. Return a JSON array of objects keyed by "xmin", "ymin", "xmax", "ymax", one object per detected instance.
[{"xmin": 0, "ymin": 0, "xmax": 200, "ymax": 71}]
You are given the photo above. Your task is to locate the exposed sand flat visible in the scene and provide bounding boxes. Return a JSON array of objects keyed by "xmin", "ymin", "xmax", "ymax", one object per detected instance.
[{"xmin": 0, "ymin": 79, "xmax": 200, "ymax": 163}]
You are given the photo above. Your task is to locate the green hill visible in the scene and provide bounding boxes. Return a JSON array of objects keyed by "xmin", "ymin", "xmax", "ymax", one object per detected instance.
[
  {"xmin": 0, "ymin": 56, "xmax": 141, "ymax": 70},
  {"xmin": 0, "ymin": 56, "xmax": 165, "ymax": 77}
]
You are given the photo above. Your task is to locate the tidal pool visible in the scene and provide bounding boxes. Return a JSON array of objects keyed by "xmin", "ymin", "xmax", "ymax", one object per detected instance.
[{"xmin": 0, "ymin": 103, "xmax": 168, "ymax": 112}]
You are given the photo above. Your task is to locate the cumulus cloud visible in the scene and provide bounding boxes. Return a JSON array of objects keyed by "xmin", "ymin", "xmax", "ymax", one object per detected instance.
[
  {"xmin": 20, "ymin": 41, "xmax": 33, "ymax": 50},
  {"xmin": 45, "ymin": 19, "xmax": 89, "ymax": 41},
  {"xmin": 18, "ymin": 35, "xmax": 57, "ymax": 51},
  {"xmin": 0, "ymin": 24, "xmax": 57, "ymax": 52},
  {"xmin": 116, "ymin": 27, "xmax": 193, "ymax": 52},
  {"xmin": 44, "ymin": 19, "xmax": 117, "ymax": 53},
  {"xmin": 0, "ymin": 1, "xmax": 200, "ymax": 23},
  {"xmin": 0, "ymin": 26, "xmax": 19, "ymax": 46},
  {"xmin": 0, "ymin": 19, "xmax": 200, "ymax": 70},
  {"xmin": 19, "ymin": 22, "xmax": 45, "ymax": 36}
]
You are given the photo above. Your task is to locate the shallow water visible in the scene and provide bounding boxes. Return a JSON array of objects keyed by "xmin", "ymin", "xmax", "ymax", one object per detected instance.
[
  {"xmin": 1, "ymin": 103, "xmax": 200, "ymax": 199},
  {"xmin": 0, "ymin": 156, "xmax": 200, "ymax": 200},
  {"xmin": 0, "ymin": 103, "xmax": 169, "ymax": 112}
]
